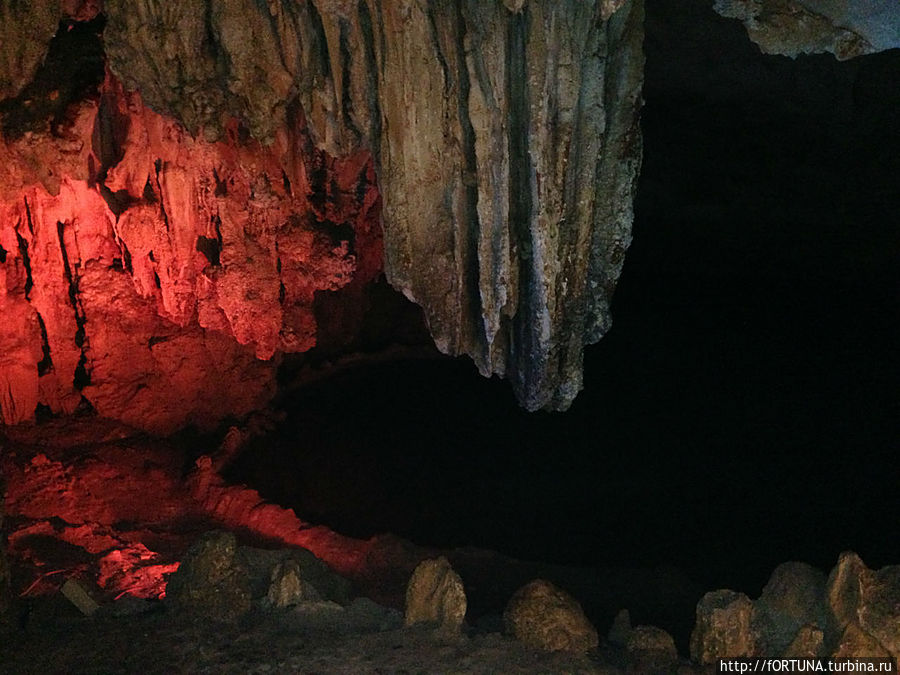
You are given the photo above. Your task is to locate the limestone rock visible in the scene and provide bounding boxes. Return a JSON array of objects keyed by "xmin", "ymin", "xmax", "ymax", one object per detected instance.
[
  {"xmin": 0, "ymin": 474, "xmax": 8, "ymax": 616},
  {"xmin": 607, "ymin": 608, "xmax": 632, "ymax": 646},
  {"xmin": 625, "ymin": 624, "xmax": 679, "ymax": 670},
  {"xmin": 404, "ymin": 556, "xmax": 467, "ymax": 634},
  {"xmin": 827, "ymin": 550, "xmax": 869, "ymax": 633},
  {"xmin": 0, "ymin": 69, "xmax": 381, "ymax": 432},
  {"xmin": 753, "ymin": 561, "xmax": 828, "ymax": 656},
  {"xmin": 690, "ymin": 589, "xmax": 756, "ymax": 664},
  {"xmin": 165, "ymin": 531, "xmax": 252, "ymax": 621},
  {"xmin": 0, "ymin": 0, "xmax": 59, "ymax": 101},
  {"xmin": 266, "ymin": 559, "xmax": 310, "ymax": 608},
  {"xmin": 826, "ymin": 551, "xmax": 900, "ymax": 660},
  {"xmin": 783, "ymin": 624, "xmax": 825, "ymax": 658},
  {"xmin": 237, "ymin": 546, "xmax": 351, "ymax": 607},
  {"xmin": 103, "ymin": 0, "xmax": 647, "ymax": 413},
  {"xmin": 832, "ymin": 622, "xmax": 892, "ymax": 659},
  {"xmin": 713, "ymin": 0, "xmax": 900, "ymax": 60},
  {"xmin": 503, "ymin": 579, "xmax": 599, "ymax": 653}
]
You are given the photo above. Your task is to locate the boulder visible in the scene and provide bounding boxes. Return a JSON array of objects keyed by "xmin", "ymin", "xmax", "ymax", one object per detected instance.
[
  {"xmin": 753, "ymin": 561, "xmax": 828, "ymax": 656},
  {"xmin": 690, "ymin": 589, "xmax": 756, "ymax": 664},
  {"xmin": 265, "ymin": 559, "xmax": 311, "ymax": 609},
  {"xmin": 237, "ymin": 546, "xmax": 351, "ymax": 607},
  {"xmin": 607, "ymin": 608, "xmax": 632, "ymax": 646},
  {"xmin": 783, "ymin": 624, "xmax": 825, "ymax": 658},
  {"xmin": 503, "ymin": 579, "xmax": 599, "ymax": 653},
  {"xmin": 625, "ymin": 624, "xmax": 679, "ymax": 670},
  {"xmin": 826, "ymin": 551, "xmax": 900, "ymax": 660},
  {"xmin": 832, "ymin": 622, "xmax": 892, "ymax": 659},
  {"xmin": 404, "ymin": 557, "xmax": 467, "ymax": 635},
  {"xmin": 165, "ymin": 531, "xmax": 252, "ymax": 621}
]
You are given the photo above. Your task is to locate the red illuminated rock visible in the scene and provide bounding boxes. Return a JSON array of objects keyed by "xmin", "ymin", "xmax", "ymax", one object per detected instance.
[
  {"xmin": 102, "ymin": 0, "xmax": 646, "ymax": 413},
  {"xmin": 4, "ymin": 0, "xmax": 644, "ymax": 428},
  {"xmin": 0, "ymin": 71, "xmax": 381, "ymax": 433}
]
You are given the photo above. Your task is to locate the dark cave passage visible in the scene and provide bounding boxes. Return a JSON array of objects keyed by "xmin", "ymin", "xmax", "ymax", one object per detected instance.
[{"xmin": 227, "ymin": 0, "xmax": 900, "ymax": 601}]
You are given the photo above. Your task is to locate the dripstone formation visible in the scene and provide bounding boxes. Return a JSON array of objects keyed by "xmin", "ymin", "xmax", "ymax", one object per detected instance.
[{"xmin": 0, "ymin": 0, "xmax": 645, "ymax": 430}]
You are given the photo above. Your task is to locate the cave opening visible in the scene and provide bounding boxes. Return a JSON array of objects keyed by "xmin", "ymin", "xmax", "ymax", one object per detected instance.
[{"xmin": 224, "ymin": 0, "xmax": 900, "ymax": 618}]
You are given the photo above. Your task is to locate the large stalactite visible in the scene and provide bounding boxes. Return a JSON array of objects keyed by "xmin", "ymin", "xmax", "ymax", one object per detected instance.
[
  {"xmin": 102, "ymin": 0, "xmax": 646, "ymax": 412},
  {"xmin": 0, "ymin": 0, "xmax": 645, "ymax": 434}
]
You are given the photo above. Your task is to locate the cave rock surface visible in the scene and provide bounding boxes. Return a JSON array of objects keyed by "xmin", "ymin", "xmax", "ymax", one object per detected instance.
[
  {"xmin": 713, "ymin": 0, "xmax": 900, "ymax": 60},
  {"xmin": 0, "ymin": 65, "xmax": 381, "ymax": 432},
  {"xmin": 1, "ymin": 0, "xmax": 644, "ymax": 431},
  {"xmin": 103, "ymin": 0, "xmax": 646, "ymax": 412}
]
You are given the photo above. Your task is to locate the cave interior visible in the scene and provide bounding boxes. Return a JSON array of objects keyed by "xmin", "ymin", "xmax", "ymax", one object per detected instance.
[{"xmin": 0, "ymin": 0, "xmax": 898, "ymax": 669}]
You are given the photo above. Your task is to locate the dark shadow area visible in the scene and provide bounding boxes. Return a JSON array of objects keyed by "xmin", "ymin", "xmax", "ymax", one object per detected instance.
[{"xmin": 228, "ymin": 0, "xmax": 899, "ymax": 624}]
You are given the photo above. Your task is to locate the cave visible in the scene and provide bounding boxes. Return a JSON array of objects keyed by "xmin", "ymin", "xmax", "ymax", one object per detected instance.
[{"xmin": 1, "ymin": 0, "xmax": 899, "ymax": 671}]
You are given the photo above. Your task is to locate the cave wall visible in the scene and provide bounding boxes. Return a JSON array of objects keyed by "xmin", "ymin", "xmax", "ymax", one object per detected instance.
[
  {"xmin": 100, "ymin": 0, "xmax": 646, "ymax": 411},
  {"xmin": 0, "ymin": 0, "xmax": 646, "ymax": 428},
  {"xmin": 713, "ymin": 0, "xmax": 900, "ymax": 60},
  {"xmin": 0, "ymin": 10, "xmax": 382, "ymax": 433}
]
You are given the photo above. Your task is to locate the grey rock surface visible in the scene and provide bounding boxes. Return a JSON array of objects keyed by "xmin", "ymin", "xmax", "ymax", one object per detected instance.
[
  {"xmin": 102, "ymin": 0, "xmax": 646, "ymax": 412},
  {"xmin": 713, "ymin": 0, "xmax": 900, "ymax": 60},
  {"xmin": 503, "ymin": 579, "xmax": 599, "ymax": 653},
  {"xmin": 404, "ymin": 556, "xmax": 467, "ymax": 634}
]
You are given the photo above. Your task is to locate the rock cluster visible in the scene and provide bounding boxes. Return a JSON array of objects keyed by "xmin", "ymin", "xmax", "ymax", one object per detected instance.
[
  {"xmin": 691, "ymin": 554, "xmax": 900, "ymax": 663},
  {"xmin": 165, "ymin": 531, "xmax": 352, "ymax": 621},
  {"xmin": 503, "ymin": 579, "xmax": 599, "ymax": 654}
]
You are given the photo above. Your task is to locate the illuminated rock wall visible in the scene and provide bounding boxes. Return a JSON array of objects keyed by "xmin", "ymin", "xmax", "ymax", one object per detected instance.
[
  {"xmin": 0, "ymin": 16, "xmax": 381, "ymax": 433},
  {"xmin": 1, "ymin": 0, "xmax": 644, "ymax": 430},
  {"xmin": 104, "ymin": 0, "xmax": 646, "ymax": 412}
]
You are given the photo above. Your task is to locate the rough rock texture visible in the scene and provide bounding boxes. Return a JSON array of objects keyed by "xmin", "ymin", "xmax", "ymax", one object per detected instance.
[
  {"xmin": 165, "ymin": 530, "xmax": 252, "ymax": 621},
  {"xmin": 0, "ymin": 473, "xmax": 8, "ymax": 617},
  {"xmin": 404, "ymin": 556, "xmax": 467, "ymax": 634},
  {"xmin": 237, "ymin": 546, "xmax": 352, "ymax": 608},
  {"xmin": 783, "ymin": 624, "xmax": 825, "ymax": 658},
  {"xmin": 690, "ymin": 554, "xmax": 900, "ymax": 662},
  {"xmin": 266, "ymin": 559, "xmax": 308, "ymax": 608},
  {"xmin": 624, "ymin": 624, "xmax": 679, "ymax": 670},
  {"xmin": 752, "ymin": 561, "xmax": 828, "ymax": 656},
  {"xmin": 0, "ymin": 40, "xmax": 381, "ymax": 432},
  {"xmin": 713, "ymin": 0, "xmax": 900, "ymax": 60},
  {"xmin": 503, "ymin": 579, "xmax": 599, "ymax": 653},
  {"xmin": 1, "ymin": 0, "xmax": 644, "ymax": 427},
  {"xmin": 690, "ymin": 589, "xmax": 756, "ymax": 664},
  {"xmin": 0, "ymin": 0, "xmax": 60, "ymax": 101},
  {"xmin": 101, "ymin": 0, "xmax": 646, "ymax": 412},
  {"xmin": 826, "ymin": 551, "xmax": 900, "ymax": 660},
  {"xmin": 607, "ymin": 607, "xmax": 632, "ymax": 646}
]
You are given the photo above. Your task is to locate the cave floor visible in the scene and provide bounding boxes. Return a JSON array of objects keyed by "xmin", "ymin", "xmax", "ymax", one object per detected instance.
[
  {"xmin": 2, "ymin": 599, "xmax": 651, "ymax": 674},
  {"xmin": 1, "ymin": 417, "xmax": 702, "ymax": 672}
]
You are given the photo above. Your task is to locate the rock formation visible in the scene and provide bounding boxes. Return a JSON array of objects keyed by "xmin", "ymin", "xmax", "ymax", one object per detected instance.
[
  {"xmin": 503, "ymin": 578, "xmax": 599, "ymax": 653},
  {"xmin": 1, "ymin": 0, "xmax": 645, "ymax": 431},
  {"xmin": 0, "ymin": 12, "xmax": 382, "ymax": 433},
  {"xmin": 404, "ymin": 556, "xmax": 467, "ymax": 635},
  {"xmin": 0, "ymin": 473, "xmax": 8, "ymax": 617},
  {"xmin": 690, "ymin": 589, "xmax": 757, "ymax": 664},
  {"xmin": 713, "ymin": 0, "xmax": 900, "ymax": 60},
  {"xmin": 692, "ymin": 554, "xmax": 900, "ymax": 662},
  {"xmin": 165, "ymin": 530, "xmax": 253, "ymax": 621}
]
